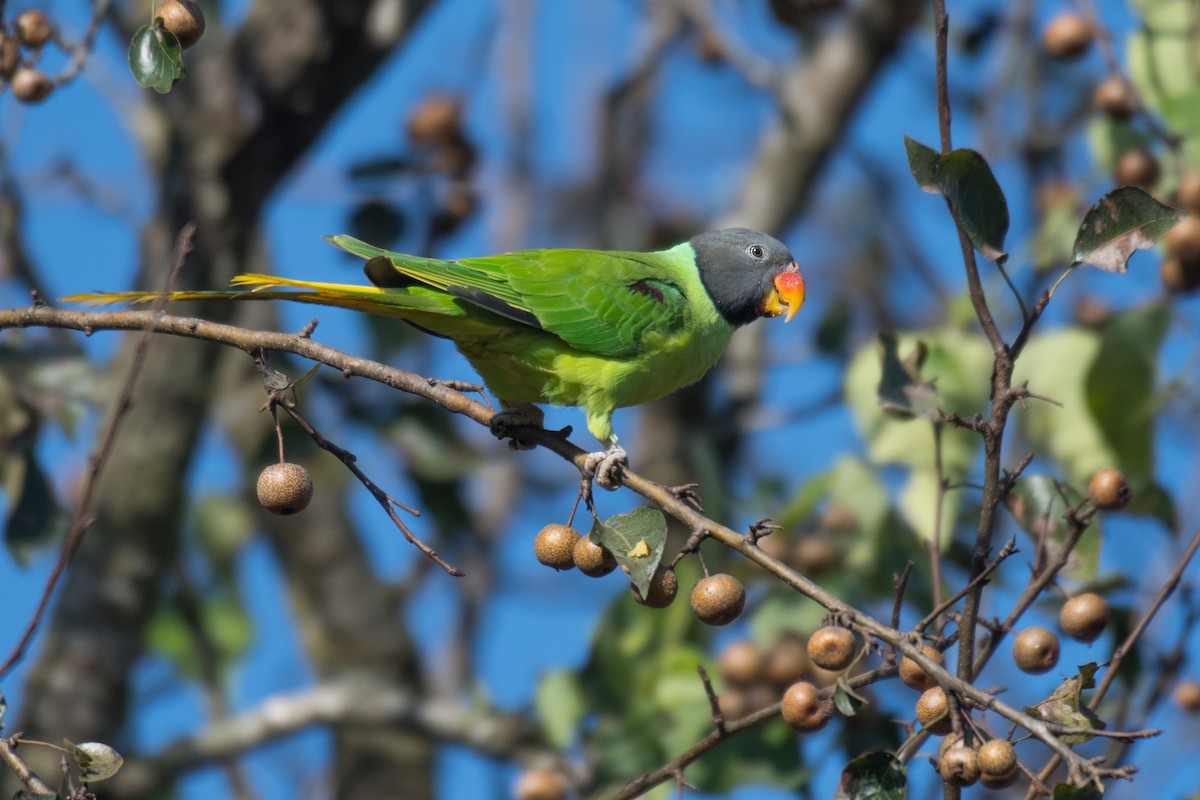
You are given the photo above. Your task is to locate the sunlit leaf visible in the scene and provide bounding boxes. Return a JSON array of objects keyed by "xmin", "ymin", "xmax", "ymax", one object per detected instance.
[
  {"xmin": 1072, "ymin": 187, "xmax": 1183, "ymax": 272},
  {"xmin": 1013, "ymin": 328, "xmax": 1114, "ymax": 487},
  {"xmin": 1084, "ymin": 303, "xmax": 1167, "ymax": 486},
  {"xmin": 588, "ymin": 507, "xmax": 667, "ymax": 598},
  {"xmin": 129, "ymin": 21, "xmax": 186, "ymax": 93},
  {"xmin": 1007, "ymin": 475, "xmax": 1100, "ymax": 581},
  {"xmin": 877, "ymin": 334, "xmax": 938, "ymax": 419},
  {"xmin": 1025, "ymin": 663, "xmax": 1106, "ymax": 744},
  {"xmin": 67, "ymin": 739, "xmax": 124, "ymax": 781},
  {"xmin": 535, "ymin": 670, "xmax": 584, "ymax": 749},
  {"xmin": 835, "ymin": 750, "xmax": 907, "ymax": 799}
]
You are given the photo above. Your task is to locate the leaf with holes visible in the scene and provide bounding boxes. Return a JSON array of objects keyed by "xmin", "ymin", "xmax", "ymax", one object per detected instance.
[
  {"xmin": 1073, "ymin": 187, "xmax": 1183, "ymax": 272},
  {"xmin": 588, "ymin": 507, "xmax": 666, "ymax": 597},
  {"xmin": 1025, "ymin": 663, "xmax": 1105, "ymax": 744}
]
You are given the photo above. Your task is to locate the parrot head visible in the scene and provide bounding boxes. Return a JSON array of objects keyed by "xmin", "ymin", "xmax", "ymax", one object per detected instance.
[{"xmin": 690, "ymin": 228, "xmax": 806, "ymax": 327}]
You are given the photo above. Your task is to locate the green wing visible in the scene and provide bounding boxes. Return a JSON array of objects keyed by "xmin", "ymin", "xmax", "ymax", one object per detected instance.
[{"xmin": 326, "ymin": 236, "xmax": 693, "ymax": 358}]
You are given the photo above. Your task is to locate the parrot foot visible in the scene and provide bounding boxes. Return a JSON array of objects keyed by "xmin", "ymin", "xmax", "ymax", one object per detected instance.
[
  {"xmin": 490, "ymin": 404, "xmax": 545, "ymax": 450},
  {"xmin": 584, "ymin": 445, "xmax": 628, "ymax": 491}
]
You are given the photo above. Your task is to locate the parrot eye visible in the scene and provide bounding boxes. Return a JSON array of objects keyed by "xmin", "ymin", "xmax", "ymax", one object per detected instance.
[{"xmin": 747, "ymin": 244, "xmax": 766, "ymax": 259}]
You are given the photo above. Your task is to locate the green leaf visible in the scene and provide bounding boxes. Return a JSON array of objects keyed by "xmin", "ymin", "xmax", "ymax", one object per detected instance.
[
  {"xmin": 1052, "ymin": 784, "xmax": 1103, "ymax": 800},
  {"xmin": 129, "ymin": 21, "xmax": 186, "ymax": 93},
  {"xmin": 1072, "ymin": 187, "xmax": 1184, "ymax": 272},
  {"xmin": 3, "ymin": 453, "xmax": 62, "ymax": 565},
  {"xmin": 835, "ymin": 750, "xmax": 907, "ymax": 799},
  {"xmin": 877, "ymin": 335, "xmax": 938, "ymax": 419},
  {"xmin": 535, "ymin": 670, "xmax": 584, "ymax": 749},
  {"xmin": 1013, "ymin": 328, "xmax": 1114, "ymax": 487},
  {"xmin": 588, "ymin": 507, "xmax": 667, "ymax": 598},
  {"xmin": 67, "ymin": 739, "xmax": 124, "ymax": 781},
  {"xmin": 935, "ymin": 149, "xmax": 1010, "ymax": 260},
  {"xmin": 903, "ymin": 135, "xmax": 939, "ymax": 192},
  {"xmin": 1127, "ymin": 480, "xmax": 1176, "ymax": 533},
  {"xmin": 1084, "ymin": 303, "xmax": 1168, "ymax": 486},
  {"xmin": 903, "ymin": 137, "xmax": 1010, "ymax": 260},
  {"xmin": 1025, "ymin": 664, "xmax": 1106, "ymax": 744},
  {"xmin": 1008, "ymin": 475, "xmax": 1100, "ymax": 581},
  {"xmin": 834, "ymin": 679, "xmax": 864, "ymax": 717},
  {"xmin": 691, "ymin": 719, "xmax": 807, "ymax": 793}
]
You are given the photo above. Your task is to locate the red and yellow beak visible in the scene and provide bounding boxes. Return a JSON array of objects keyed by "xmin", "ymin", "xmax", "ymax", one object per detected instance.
[{"xmin": 763, "ymin": 261, "xmax": 806, "ymax": 322}]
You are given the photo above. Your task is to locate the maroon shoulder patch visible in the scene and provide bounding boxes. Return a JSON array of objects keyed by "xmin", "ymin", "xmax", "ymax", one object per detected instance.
[{"xmin": 629, "ymin": 279, "xmax": 665, "ymax": 303}]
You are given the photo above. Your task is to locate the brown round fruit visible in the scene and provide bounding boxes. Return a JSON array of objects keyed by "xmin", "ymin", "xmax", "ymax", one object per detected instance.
[
  {"xmin": 534, "ymin": 524, "xmax": 580, "ymax": 571},
  {"xmin": 1166, "ymin": 215, "xmax": 1200, "ymax": 260},
  {"xmin": 780, "ymin": 681, "xmax": 832, "ymax": 732},
  {"xmin": 1093, "ymin": 75, "xmax": 1137, "ymax": 120},
  {"xmin": 154, "ymin": 0, "xmax": 205, "ymax": 49},
  {"xmin": 514, "ymin": 768, "xmax": 566, "ymax": 800},
  {"xmin": 690, "ymin": 573, "xmax": 746, "ymax": 626},
  {"xmin": 1160, "ymin": 254, "xmax": 1200, "ymax": 294},
  {"xmin": 1059, "ymin": 592, "xmax": 1109, "ymax": 643},
  {"xmin": 716, "ymin": 688, "xmax": 749, "ymax": 719},
  {"xmin": 1177, "ymin": 173, "xmax": 1200, "ymax": 214},
  {"xmin": 631, "ymin": 566, "xmax": 678, "ymax": 608},
  {"xmin": 1114, "ymin": 147, "xmax": 1161, "ymax": 190},
  {"xmin": 764, "ymin": 633, "xmax": 811, "ymax": 687},
  {"xmin": 916, "ymin": 686, "xmax": 952, "ymax": 735},
  {"xmin": 256, "ymin": 462, "xmax": 313, "ymax": 515},
  {"xmin": 1012, "ymin": 627, "xmax": 1060, "ymax": 674},
  {"xmin": 806, "ymin": 626, "xmax": 857, "ymax": 672},
  {"xmin": 978, "ymin": 738, "xmax": 1018, "ymax": 778},
  {"xmin": 717, "ymin": 640, "xmax": 765, "ymax": 687},
  {"xmin": 792, "ymin": 535, "xmax": 840, "ymax": 575},
  {"xmin": 1042, "ymin": 13, "xmax": 1093, "ymax": 60},
  {"xmin": 15, "ymin": 10, "xmax": 53, "ymax": 48},
  {"xmin": 980, "ymin": 768, "xmax": 1020, "ymax": 789},
  {"xmin": 939, "ymin": 745, "xmax": 981, "ymax": 787},
  {"xmin": 899, "ymin": 645, "xmax": 944, "ymax": 692},
  {"xmin": 1087, "ymin": 467, "xmax": 1131, "ymax": 510},
  {"xmin": 0, "ymin": 34, "xmax": 22, "ymax": 79},
  {"xmin": 406, "ymin": 94, "xmax": 463, "ymax": 144},
  {"xmin": 1174, "ymin": 679, "xmax": 1200, "ymax": 713},
  {"xmin": 572, "ymin": 535, "xmax": 616, "ymax": 577},
  {"xmin": 10, "ymin": 68, "xmax": 53, "ymax": 104}
]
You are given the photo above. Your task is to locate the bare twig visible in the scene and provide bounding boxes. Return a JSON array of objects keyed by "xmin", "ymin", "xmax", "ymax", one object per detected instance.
[{"xmin": 0, "ymin": 223, "xmax": 196, "ymax": 679}]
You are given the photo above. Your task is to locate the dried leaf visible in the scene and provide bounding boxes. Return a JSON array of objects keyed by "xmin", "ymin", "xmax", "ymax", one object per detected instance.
[{"xmin": 1072, "ymin": 187, "xmax": 1183, "ymax": 272}]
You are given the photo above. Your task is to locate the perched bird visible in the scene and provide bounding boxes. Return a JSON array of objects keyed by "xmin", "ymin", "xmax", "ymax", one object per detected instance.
[{"xmin": 64, "ymin": 228, "xmax": 805, "ymax": 486}]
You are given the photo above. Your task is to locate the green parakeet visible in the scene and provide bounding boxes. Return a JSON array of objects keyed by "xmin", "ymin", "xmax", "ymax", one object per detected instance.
[{"xmin": 64, "ymin": 228, "xmax": 805, "ymax": 483}]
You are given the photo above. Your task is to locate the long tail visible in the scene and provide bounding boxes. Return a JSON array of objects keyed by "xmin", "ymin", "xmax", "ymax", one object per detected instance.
[
  {"xmin": 59, "ymin": 273, "xmax": 428, "ymax": 317},
  {"xmin": 61, "ymin": 234, "xmax": 461, "ymax": 319}
]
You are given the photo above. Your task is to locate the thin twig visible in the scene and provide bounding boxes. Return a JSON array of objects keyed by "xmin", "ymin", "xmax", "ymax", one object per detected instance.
[{"xmin": 0, "ymin": 223, "xmax": 196, "ymax": 679}]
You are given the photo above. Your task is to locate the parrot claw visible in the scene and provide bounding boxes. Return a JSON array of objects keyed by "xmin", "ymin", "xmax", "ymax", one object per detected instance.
[
  {"xmin": 584, "ymin": 445, "xmax": 627, "ymax": 491},
  {"xmin": 490, "ymin": 404, "xmax": 545, "ymax": 450}
]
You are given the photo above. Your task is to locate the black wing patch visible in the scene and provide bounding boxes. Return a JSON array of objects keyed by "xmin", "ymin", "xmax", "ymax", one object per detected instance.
[
  {"xmin": 447, "ymin": 285, "xmax": 543, "ymax": 329},
  {"xmin": 363, "ymin": 257, "xmax": 420, "ymax": 288}
]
